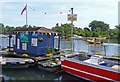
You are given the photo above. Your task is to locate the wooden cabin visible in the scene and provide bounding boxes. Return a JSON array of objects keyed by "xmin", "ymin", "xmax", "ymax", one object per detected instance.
[{"xmin": 13, "ymin": 27, "xmax": 60, "ymax": 56}]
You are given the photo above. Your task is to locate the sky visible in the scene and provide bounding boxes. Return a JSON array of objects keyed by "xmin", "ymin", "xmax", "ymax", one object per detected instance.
[{"xmin": 0, "ymin": 0, "xmax": 119, "ymax": 29}]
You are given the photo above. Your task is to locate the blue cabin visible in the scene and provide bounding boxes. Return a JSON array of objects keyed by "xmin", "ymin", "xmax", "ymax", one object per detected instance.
[{"xmin": 13, "ymin": 27, "xmax": 60, "ymax": 56}]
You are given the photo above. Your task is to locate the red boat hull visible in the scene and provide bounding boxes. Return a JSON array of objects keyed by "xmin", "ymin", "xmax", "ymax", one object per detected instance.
[{"xmin": 61, "ymin": 59, "xmax": 120, "ymax": 82}]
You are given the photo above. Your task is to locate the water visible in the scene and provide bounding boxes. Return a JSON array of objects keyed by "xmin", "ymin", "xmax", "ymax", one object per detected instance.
[
  {"xmin": 2, "ymin": 67, "xmax": 88, "ymax": 82},
  {"xmin": 0, "ymin": 37, "xmax": 119, "ymax": 81},
  {"xmin": 55, "ymin": 39, "xmax": 119, "ymax": 56}
]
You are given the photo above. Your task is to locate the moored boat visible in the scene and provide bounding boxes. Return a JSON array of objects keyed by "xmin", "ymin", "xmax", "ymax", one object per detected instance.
[
  {"xmin": 0, "ymin": 56, "xmax": 34, "ymax": 68},
  {"xmin": 37, "ymin": 58, "xmax": 61, "ymax": 72},
  {"xmin": 60, "ymin": 54, "xmax": 120, "ymax": 81},
  {"xmin": 87, "ymin": 38, "xmax": 103, "ymax": 44}
]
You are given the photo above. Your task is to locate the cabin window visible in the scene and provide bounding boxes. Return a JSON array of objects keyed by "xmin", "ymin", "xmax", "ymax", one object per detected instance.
[
  {"xmin": 17, "ymin": 39, "xmax": 20, "ymax": 49},
  {"xmin": 22, "ymin": 43, "xmax": 27, "ymax": 50},
  {"xmin": 31, "ymin": 38, "xmax": 37, "ymax": 46}
]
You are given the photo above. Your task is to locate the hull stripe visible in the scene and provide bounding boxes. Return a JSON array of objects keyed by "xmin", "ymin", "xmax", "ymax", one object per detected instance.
[
  {"xmin": 62, "ymin": 59, "xmax": 119, "ymax": 80},
  {"xmin": 62, "ymin": 65, "xmax": 115, "ymax": 81}
]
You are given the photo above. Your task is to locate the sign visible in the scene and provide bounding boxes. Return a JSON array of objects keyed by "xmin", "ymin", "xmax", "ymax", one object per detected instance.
[
  {"xmin": 20, "ymin": 33, "xmax": 28, "ymax": 43},
  {"xmin": 31, "ymin": 38, "xmax": 37, "ymax": 46},
  {"xmin": 67, "ymin": 14, "xmax": 77, "ymax": 21}
]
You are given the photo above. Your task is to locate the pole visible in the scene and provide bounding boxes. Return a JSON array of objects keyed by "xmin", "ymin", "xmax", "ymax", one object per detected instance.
[
  {"xmin": 104, "ymin": 45, "xmax": 106, "ymax": 56},
  {"xmin": 8, "ymin": 27, "xmax": 10, "ymax": 52},
  {"xmin": 58, "ymin": 34, "xmax": 60, "ymax": 51},
  {"xmin": 71, "ymin": 8, "xmax": 74, "ymax": 52},
  {"xmin": 26, "ymin": 4, "xmax": 28, "ymax": 28},
  {"xmin": 8, "ymin": 33, "xmax": 12, "ymax": 52}
]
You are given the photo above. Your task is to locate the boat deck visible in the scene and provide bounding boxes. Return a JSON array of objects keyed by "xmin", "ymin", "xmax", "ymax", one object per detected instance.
[
  {"xmin": 63, "ymin": 54, "xmax": 120, "ymax": 72},
  {"xmin": 1, "ymin": 57, "xmax": 34, "ymax": 63}
]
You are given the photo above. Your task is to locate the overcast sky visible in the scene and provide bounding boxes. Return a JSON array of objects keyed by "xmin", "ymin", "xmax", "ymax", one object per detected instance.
[{"xmin": 0, "ymin": 0, "xmax": 119, "ymax": 29}]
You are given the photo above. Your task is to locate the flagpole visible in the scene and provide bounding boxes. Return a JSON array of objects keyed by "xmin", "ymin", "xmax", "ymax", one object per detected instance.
[{"xmin": 26, "ymin": 4, "xmax": 28, "ymax": 28}]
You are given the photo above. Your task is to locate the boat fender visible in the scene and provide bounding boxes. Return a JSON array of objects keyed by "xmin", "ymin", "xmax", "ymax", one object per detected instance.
[
  {"xmin": 28, "ymin": 59, "xmax": 34, "ymax": 63},
  {"xmin": 19, "ymin": 62, "xmax": 25, "ymax": 64},
  {"xmin": 51, "ymin": 62, "xmax": 56, "ymax": 65},
  {"xmin": 24, "ymin": 59, "xmax": 29, "ymax": 62},
  {"xmin": 111, "ymin": 65, "xmax": 120, "ymax": 69},
  {"xmin": 1, "ymin": 62, "xmax": 6, "ymax": 65}
]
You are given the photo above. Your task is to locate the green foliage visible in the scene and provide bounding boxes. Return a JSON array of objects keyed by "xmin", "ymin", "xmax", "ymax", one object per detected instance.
[
  {"xmin": 115, "ymin": 25, "xmax": 120, "ymax": 43},
  {"xmin": 0, "ymin": 25, "xmax": 33, "ymax": 34},
  {"xmin": 52, "ymin": 22, "xmax": 118, "ymax": 39},
  {"xmin": 45, "ymin": 46, "xmax": 54, "ymax": 53},
  {"xmin": 0, "ymin": 20, "xmax": 118, "ymax": 40},
  {"xmin": 89, "ymin": 20, "xmax": 109, "ymax": 32},
  {"xmin": 0, "ymin": 23, "xmax": 4, "ymax": 34}
]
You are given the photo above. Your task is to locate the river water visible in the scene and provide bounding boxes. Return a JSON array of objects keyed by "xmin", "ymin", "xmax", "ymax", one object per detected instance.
[
  {"xmin": 0, "ymin": 37, "xmax": 119, "ymax": 81},
  {"xmin": 55, "ymin": 39, "xmax": 119, "ymax": 56}
]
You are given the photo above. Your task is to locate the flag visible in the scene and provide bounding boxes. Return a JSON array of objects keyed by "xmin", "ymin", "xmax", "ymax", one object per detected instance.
[{"xmin": 21, "ymin": 4, "xmax": 27, "ymax": 15}]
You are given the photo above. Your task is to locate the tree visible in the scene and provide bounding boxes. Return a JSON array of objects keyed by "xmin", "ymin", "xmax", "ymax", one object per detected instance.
[
  {"xmin": 52, "ymin": 23, "xmax": 72, "ymax": 37},
  {"xmin": 0, "ymin": 23, "xmax": 4, "ymax": 34},
  {"xmin": 84, "ymin": 27, "xmax": 90, "ymax": 31},
  {"xmin": 115, "ymin": 25, "xmax": 120, "ymax": 43},
  {"xmin": 89, "ymin": 20, "xmax": 109, "ymax": 32}
]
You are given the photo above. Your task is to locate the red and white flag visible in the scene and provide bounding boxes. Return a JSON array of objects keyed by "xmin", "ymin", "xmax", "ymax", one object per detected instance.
[{"xmin": 21, "ymin": 4, "xmax": 27, "ymax": 15}]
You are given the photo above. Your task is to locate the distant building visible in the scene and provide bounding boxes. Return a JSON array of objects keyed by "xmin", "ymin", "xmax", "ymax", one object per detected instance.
[{"xmin": 13, "ymin": 27, "xmax": 60, "ymax": 56}]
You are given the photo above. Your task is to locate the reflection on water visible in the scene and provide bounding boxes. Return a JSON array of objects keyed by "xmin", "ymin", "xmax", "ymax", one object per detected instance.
[
  {"xmin": 2, "ymin": 68, "xmax": 90, "ymax": 82},
  {"xmin": 3, "ymin": 68, "xmax": 59, "ymax": 80}
]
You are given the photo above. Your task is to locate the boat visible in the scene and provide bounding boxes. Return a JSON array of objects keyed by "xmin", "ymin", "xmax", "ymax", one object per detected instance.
[
  {"xmin": 37, "ymin": 58, "xmax": 61, "ymax": 72},
  {"xmin": 71, "ymin": 35, "xmax": 83, "ymax": 40},
  {"xmin": 60, "ymin": 54, "xmax": 120, "ymax": 81},
  {"xmin": 87, "ymin": 38, "xmax": 103, "ymax": 44},
  {"xmin": 0, "ymin": 56, "xmax": 34, "ymax": 68}
]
